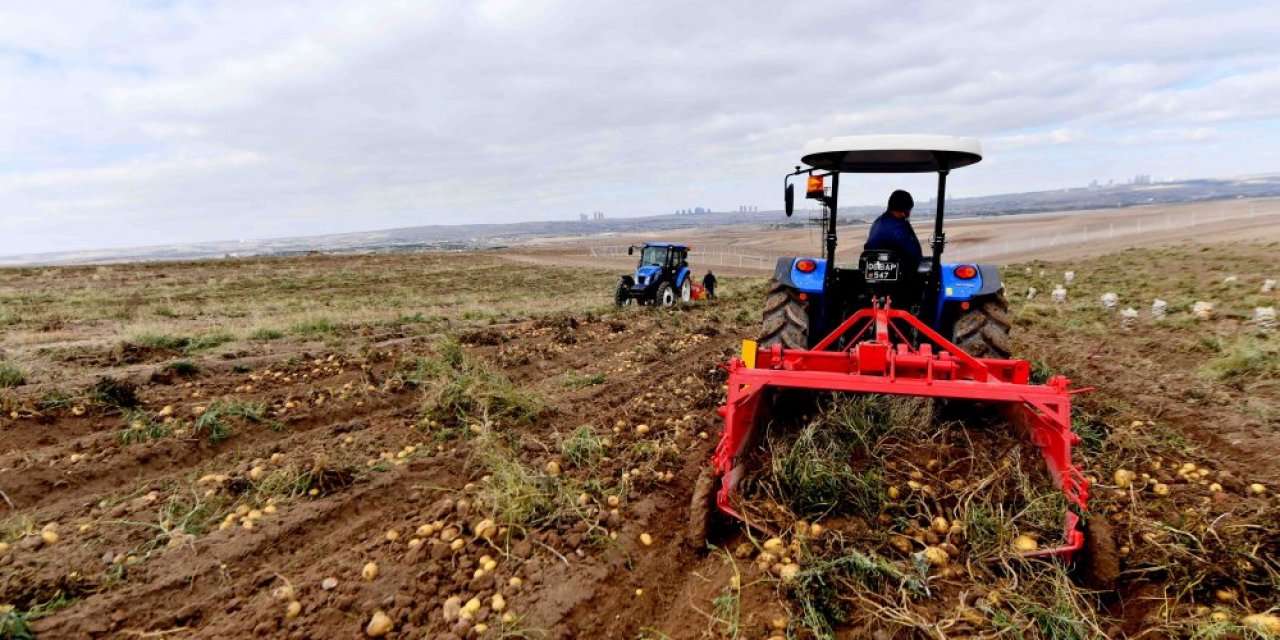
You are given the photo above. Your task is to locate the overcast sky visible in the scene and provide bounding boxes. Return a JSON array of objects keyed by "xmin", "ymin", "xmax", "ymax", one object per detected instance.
[{"xmin": 3, "ymin": 0, "xmax": 1279, "ymax": 255}]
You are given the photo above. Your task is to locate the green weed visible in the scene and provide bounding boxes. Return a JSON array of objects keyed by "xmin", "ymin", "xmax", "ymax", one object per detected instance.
[
  {"xmin": 474, "ymin": 433, "xmax": 562, "ymax": 528},
  {"xmin": 0, "ymin": 362, "xmax": 24, "ymax": 388},
  {"xmin": 560, "ymin": 425, "xmax": 605, "ymax": 468},
  {"xmin": 248, "ymin": 327, "xmax": 284, "ymax": 341},
  {"xmin": 166, "ymin": 360, "xmax": 200, "ymax": 377},
  {"xmin": 128, "ymin": 332, "xmax": 189, "ymax": 350},
  {"xmin": 290, "ymin": 317, "xmax": 340, "ymax": 339},
  {"xmin": 118, "ymin": 410, "xmax": 174, "ymax": 445},
  {"xmin": 562, "ymin": 371, "xmax": 607, "ymax": 389},
  {"xmin": 1200, "ymin": 338, "xmax": 1279, "ymax": 383},
  {"xmin": 191, "ymin": 401, "xmax": 275, "ymax": 443},
  {"xmin": 185, "ymin": 331, "xmax": 234, "ymax": 352},
  {"xmin": 412, "ymin": 338, "xmax": 545, "ymax": 426},
  {"xmin": 88, "ymin": 376, "xmax": 139, "ymax": 409},
  {"xmin": 789, "ymin": 542, "xmax": 926, "ymax": 637}
]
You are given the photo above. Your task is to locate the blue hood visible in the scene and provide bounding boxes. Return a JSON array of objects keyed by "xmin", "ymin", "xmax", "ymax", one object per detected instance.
[{"xmin": 635, "ymin": 264, "xmax": 661, "ymax": 283}]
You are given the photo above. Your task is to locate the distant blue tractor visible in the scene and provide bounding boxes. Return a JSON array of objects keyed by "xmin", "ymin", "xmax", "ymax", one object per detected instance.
[{"xmin": 615, "ymin": 242, "xmax": 695, "ymax": 307}]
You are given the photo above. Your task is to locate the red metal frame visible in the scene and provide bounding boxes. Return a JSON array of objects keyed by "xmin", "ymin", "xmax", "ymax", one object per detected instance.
[{"xmin": 713, "ymin": 300, "xmax": 1093, "ymax": 560}]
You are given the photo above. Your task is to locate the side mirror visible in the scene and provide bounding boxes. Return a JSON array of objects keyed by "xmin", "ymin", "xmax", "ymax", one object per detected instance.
[
  {"xmin": 784, "ymin": 183, "xmax": 794, "ymax": 217},
  {"xmin": 627, "ymin": 246, "xmax": 634, "ymax": 256}
]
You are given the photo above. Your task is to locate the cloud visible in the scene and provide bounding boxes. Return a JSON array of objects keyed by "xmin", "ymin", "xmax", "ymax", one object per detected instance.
[{"xmin": 2, "ymin": 0, "xmax": 1280, "ymax": 254}]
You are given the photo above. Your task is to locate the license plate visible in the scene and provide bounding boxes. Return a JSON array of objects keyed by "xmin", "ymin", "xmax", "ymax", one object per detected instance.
[{"xmin": 864, "ymin": 258, "xmax": 899, "ymax": 282}]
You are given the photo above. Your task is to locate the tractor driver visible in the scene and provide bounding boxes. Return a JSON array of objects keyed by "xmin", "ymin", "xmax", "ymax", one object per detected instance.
[{"xmin": 864, "ymin": 189, "xmax": 923, "ymax": 273}]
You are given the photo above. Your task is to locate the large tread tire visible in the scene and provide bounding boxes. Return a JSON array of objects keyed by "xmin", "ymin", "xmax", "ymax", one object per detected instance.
[
  {"xmin": 680, "ymin": 277, "xmax": 692, "ymax": 303},
  {"xmin": 954, "ymin": 290, "xmax": 1013, "ymax": 359},
  {"xmin": 656, "ymin": 282, "xmax": 676, "ymax": 308},
  {"xmin": 1078, "ymin": 517, "xmax": 1120, "ymax": 591},
  {"xmin": 687, "ymin": 466, "xmax": 720, "ymax": 550},
  {"xmin": 614, "ymin": 279, "xmax": 630, "ymax": 307},
  {"xmin": 760, "ymin": 280, "xmax": 809, "ymax": 350}
]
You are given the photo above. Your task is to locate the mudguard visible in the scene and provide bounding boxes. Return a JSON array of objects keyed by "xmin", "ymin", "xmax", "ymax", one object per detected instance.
[
  {"xmin": 940, "ymin": 263, "xmax": 1002, "ymax": 301},
  {"xmin": 772, "ymin": 256, "xmax": 826, "ymax": 294},
  {"xmin": 975, "ymin": 264, "xmax": 1003, "ymax": 296},
  {"xmin": 676, "ymin": 266, "xmax": 692, "ymax": 287}
]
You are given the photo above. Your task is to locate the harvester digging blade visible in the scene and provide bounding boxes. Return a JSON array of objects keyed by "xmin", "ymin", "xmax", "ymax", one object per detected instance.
[{"xmin": 701, "ymin": 299, "xmax": 1094, "ymax": 562}]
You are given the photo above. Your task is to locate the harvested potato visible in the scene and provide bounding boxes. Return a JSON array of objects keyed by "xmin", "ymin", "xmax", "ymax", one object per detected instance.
[
  {"xmin": 1242, "ymin": 614, "xmax": 1280, "ymax": 633},
  {"xmin": 442, "ymin": 596, "xmax": 462, "ymax": 622},
  {"xmin": 922, "ymin": 546, "xmax": 949, "ymax": 566},
  {"xmin": 931, "ymin": 516, "xmax": 950, "ymax": 535},
  {"xmin": 473, "ymin": 518, "xmax": 497, "ymax": 540},
  {"xmin": 1013, "ymin": 535, "xmax": 1038, "ymax": 552},
  {"xmin": 365, "ymin": 611, "xmax": 393, "ymax": 637}
]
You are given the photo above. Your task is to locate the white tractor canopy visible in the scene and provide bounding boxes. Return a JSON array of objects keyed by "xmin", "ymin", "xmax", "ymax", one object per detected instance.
[{"xmin": 800, "ymin": 134, "xmax": 982, "ymax": 173}]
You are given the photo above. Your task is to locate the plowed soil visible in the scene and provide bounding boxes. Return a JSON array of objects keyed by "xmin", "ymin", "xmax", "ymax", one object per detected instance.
[{"xmin": 1, "ymin": 243, "xmax": 1277, "ymax": 639}]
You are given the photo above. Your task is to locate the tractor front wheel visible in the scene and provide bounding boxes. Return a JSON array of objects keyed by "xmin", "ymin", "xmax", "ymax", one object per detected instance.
[
  {"xmin": 954, "ymin": 291, "xmax": 1012, "ymax": 359},
  {"xmin": 687, "ymin": 466, "xmax": 720, "ymax": 550},
  {"xmin": 614, "ymin": 278, "xmax": 630, "ymax": 307},
  {"xmin": 656, "ymin": 282, "xmax": 676, "ymax": 307},
  {"xmin": 760, "ymin": 280, "xmax": 809, "ymax": 349}
]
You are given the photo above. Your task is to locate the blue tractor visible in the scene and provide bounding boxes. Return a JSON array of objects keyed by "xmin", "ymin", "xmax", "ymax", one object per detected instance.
[
  {"xmin": 615, "ymin": 242, "xmax": 695, "ymax": 307},
  {"xmin": 765, "ymin": 135, "xmax": 1011, "ymax": 357}
]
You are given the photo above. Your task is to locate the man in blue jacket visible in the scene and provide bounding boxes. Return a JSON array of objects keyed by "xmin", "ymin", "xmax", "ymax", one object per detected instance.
[{"xmin": 864, "ymin": 190, "xmax": 923, "ymax": 273}]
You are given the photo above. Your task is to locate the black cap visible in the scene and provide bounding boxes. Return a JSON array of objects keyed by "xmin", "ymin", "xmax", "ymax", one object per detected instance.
[{"xmin": 888, "ymin": 190, "xmax": 914, "ymax": 213}]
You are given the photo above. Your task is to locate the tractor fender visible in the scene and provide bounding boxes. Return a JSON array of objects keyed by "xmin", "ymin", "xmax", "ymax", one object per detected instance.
[
  {"xmin": 975, "ymin": 264, "xmax": 1003, "ymax": 296},
  {"xmin": 772, "ymin": 257, "xmax": 825, "ymax": 294},
  {"xmin": 940, "ymin": 263, "xmax": 1002, "ymax": 300},
  {"xmin": 676, "ymin": 266, "xmax": 692, "ymax": 287}
]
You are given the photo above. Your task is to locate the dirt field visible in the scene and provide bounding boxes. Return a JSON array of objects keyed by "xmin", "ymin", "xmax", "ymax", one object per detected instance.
[{"xmin": 0, "ymin": 242, "xmax": 1277, "ymax": 639}]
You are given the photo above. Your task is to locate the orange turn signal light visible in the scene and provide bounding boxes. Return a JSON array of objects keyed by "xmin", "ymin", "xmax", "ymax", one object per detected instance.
[
  {"xmin": 806, "ymin": 175, "xmax": 825, "ymax": 196},
  {"xmin": 796, "ymin": 259, "xmax": 817, "ymax": 273},
  {"xmin": 953, "ymin": 265, "xmax": 978, "ymax": 280}
]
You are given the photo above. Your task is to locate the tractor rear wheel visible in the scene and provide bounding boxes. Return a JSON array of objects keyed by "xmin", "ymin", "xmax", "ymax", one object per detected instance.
[
  {"xmin": 760, "ymin": 280, "xmax": 809, "ymax": 350},
  {"xmin": 954, "ymin": 291, "xmax": 1012, "ymax": 358},
  {"xmin": 656, "ymin": 282, "xmax": 676, "ymax": 307},
  {"xmin": 681, "ymin": 277, "xmax": 692, "ymax": 303},
  {"xmin": 687, "ymin": 466, "xmax": 719, "ymax": 550}
]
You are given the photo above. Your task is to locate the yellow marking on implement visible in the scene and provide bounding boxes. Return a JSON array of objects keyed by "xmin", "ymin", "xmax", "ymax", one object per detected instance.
[{"xmin": 741, "ymin": 339, "xmax": 758, "ymax": 369}]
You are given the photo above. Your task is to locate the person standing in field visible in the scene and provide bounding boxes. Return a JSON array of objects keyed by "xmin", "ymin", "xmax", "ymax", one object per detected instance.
[{"xmin": 702, "ymin": 270, "xmax": 717, "ymax": 299}]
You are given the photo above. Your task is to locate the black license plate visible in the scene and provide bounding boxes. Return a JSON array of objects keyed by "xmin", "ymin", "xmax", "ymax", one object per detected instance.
[{"xmin": 864, "ymin": 258, "xmax": 899, "ymax": 282}]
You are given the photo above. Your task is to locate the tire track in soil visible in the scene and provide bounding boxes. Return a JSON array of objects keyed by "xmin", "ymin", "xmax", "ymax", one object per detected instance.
[
  {"xmin": 465, "ymin": 310, "xmax": 755, "ymax": 639},
  {"xmin": 0, "ymin": 353, "xmax": 422, "ymax": 514},
  {"xmin": 33, "ymin": 456, "xmax": 466, "ymax": 638},
  {"xmin": 11, "ymin": 304, "xmax": 757, "ymax": 639}
]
